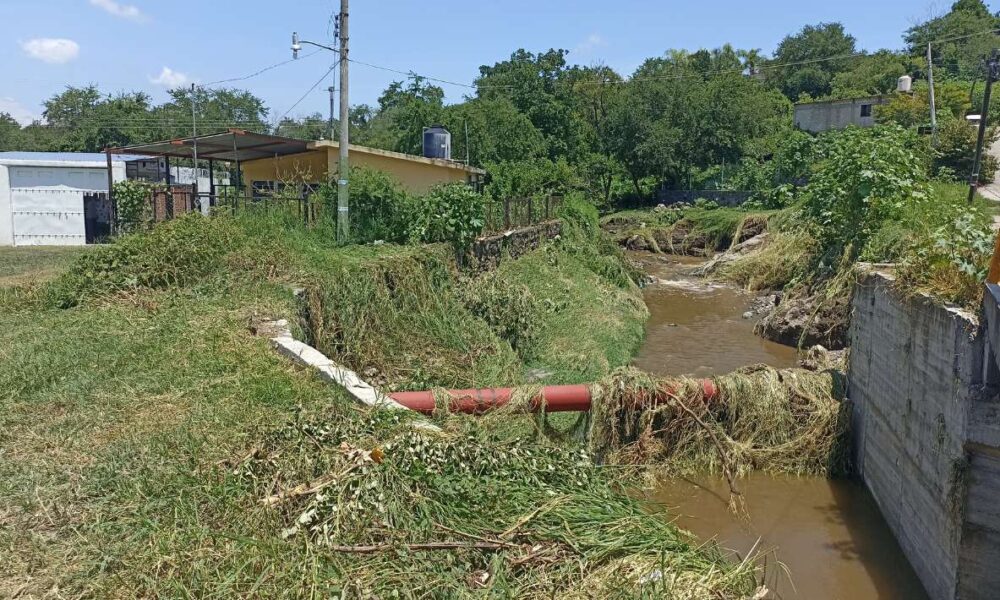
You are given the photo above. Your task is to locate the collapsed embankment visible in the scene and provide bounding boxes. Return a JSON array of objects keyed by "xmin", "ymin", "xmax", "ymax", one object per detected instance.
[{"xmin": 602, "ymin": 206, "xmax": 849, "ymax": 349}]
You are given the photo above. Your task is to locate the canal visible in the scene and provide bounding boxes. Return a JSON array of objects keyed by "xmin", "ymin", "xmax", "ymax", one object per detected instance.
[{"xmin": 632, "ymin": 252, "xmax": 928, "ymax": 599}]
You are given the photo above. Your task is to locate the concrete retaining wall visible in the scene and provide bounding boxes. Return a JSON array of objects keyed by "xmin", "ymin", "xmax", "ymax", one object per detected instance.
[
  {"xmin": 848, "ymin": 269, "xmax": 1000, "ymax": 600},
  {"xmin": 471, "ymin": 220, "xmax": 562, "ymax": 271}
]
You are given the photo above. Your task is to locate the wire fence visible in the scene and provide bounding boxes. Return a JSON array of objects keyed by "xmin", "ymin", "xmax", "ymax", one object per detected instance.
[
  {"xmin": 119, "ymin": 186, "xmax": 561, "ymax": 238},
  {"xmin": 139, "ymin": 185, "xmax": 325, "ymax": 229},
  {"xmin": 483, "ymin": 195, "xmax": 562, "ymax": 234}
]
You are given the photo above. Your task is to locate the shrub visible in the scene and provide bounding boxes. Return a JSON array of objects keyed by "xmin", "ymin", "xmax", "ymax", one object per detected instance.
[
  {"xmin": 557, "ymin": 192, "xmax": 599, "ymax": 230},
  {"xmin": 313, "ymin": 168, "xmax": 413, "ymax": 243},
  {"xmin": 933, "ymin": 118, "xmax": 999, "ymax": 184},
  {"xmin": 896, "ymin": 193, "xmax": 995, "ymax": 308},
  {"xmin": 804, "ymin": 125, "xmax": 929, "ymax": 257},
  {"xmin": 409, "ymin": 183, "xmax": 484, "ymax": 253},
  {"xmin": 113, "ymin": 180, "xmax": 158, "ymax": 232}
]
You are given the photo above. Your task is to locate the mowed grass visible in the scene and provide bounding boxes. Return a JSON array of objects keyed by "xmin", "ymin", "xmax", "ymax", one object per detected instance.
[
  {"xmin": 0, "ymin": 281, "xmax": 356, "ymax": 597},
  {"xmin": 0, "ymin": 246, "xmax": 92, "ymax": 286}
]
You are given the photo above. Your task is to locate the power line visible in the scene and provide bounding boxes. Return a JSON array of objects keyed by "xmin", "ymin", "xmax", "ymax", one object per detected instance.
[
  {"xmin": 345, "ymin": 26, "xmax": 1000, "ymax": 92},
  {"xmin": 203, "ymin": 49, "xmax": 323, "ymax": 87},
  {"xmin": 275, "ymin": 64, "xmax": 338, "ymax": 124}
]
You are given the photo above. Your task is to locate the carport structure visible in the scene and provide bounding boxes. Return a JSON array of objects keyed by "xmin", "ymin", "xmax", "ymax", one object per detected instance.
[{"xmin": 105, "ymin": 129, "xmax": 313, "ymax": 221}]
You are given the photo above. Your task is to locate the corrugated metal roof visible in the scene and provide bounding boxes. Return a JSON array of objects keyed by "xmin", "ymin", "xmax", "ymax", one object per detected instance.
[
  {"xmin": 112, "ymin": 130, "xmax": 310, "ymax": 162},
  {"xmin": 0, "ymin": 151, "xmax": 151, "ymax": 164}
]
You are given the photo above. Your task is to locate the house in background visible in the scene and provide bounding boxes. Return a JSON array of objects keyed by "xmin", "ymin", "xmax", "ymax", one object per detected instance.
[
  {"xmin": 793, "ymin": 96, "xmax": 888, "ymax": 133},
  {"xmin": 0, "ymin": 152, "xmax": 231, "ymax": 247},
  {"xmin": 114, "ymin": 129, "xmax": 485, "ymax": 202}
]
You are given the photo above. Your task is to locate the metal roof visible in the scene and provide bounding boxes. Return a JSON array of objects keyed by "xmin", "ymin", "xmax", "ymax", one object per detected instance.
[
  {"xmin": 0, "ymin": 151, "xmax": 151, "ymax": 164},
  {"xmin": 109, "ymin": 129, "xmax": 311, "ymax": 162}
]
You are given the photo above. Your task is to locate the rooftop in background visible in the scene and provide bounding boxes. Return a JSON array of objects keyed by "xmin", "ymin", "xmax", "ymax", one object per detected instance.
[
  {"xmin": 312, "ymin": 140, "xmax": 485, "ymax": 175},
  {"xmin": 109, "ymin": 130, "xmax": 311, "ymax": 163},
  {"xmin": 0, "ymin": 152, "xmax": 151, "ymax": 165},
  {"xmin": 109, "ymin": 129, "xmax": 486, "ymax": 175}
]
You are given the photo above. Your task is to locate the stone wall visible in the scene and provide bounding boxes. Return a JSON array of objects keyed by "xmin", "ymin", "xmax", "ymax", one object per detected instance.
[
  {"xmin": 848, "ymin": 269, "xmax": 1000, "ymax": 600},
  {"xmin": 470, "ymin": 220, "xmax": 562, "ymax": 271}
]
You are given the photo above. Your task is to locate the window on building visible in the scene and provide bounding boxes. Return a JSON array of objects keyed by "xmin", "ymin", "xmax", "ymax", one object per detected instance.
[{"xmin": 860, "ymin": 104, "xmax": 872, "ymax": 118}]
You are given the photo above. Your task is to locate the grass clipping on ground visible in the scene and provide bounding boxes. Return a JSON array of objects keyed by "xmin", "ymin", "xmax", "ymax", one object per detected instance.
[
  {"xmin": 239, "ymin": 408, "xmax": 760, "ymax": 599},
  {"xmin": 589, "ymin": 365, "xmax": 850, "ymax": 479}
]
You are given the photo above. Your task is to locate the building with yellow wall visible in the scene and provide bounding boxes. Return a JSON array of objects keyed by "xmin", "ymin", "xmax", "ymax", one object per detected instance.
[{"xmin": 240, "ymin": 140, "xmax": 484, "ymax": 196}]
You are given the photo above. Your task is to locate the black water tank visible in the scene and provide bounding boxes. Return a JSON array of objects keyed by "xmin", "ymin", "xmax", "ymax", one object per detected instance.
[{"xmin": 422, "ymin": 125, "xmax": 451, "ymax": 160}]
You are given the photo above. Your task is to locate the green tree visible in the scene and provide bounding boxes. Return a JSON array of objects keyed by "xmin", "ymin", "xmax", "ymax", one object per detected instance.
[
  {"xmin": 905, "ymin": 0, "xmax": 1000, "ymax": 79},
  {"xmin": 0, "ymin": 113, "xmax": 23, "ymax": 151},
  {"xmin": 441, "ymin": 98, "xmax": 546, "ymax": 166},
  {"xmin": 830, "ymin": 51, "xmax": 912, "ymax": 97},
  {"xmin": 767, "ymin": 23, "xmax": 858, "ymax": 101},
  {"xmin": 276, "ymin": 113, "xmax": 330, "ymax": 140},
  {"xmin": 475, "ymin": 49, "xmax": 585, "ymax": 160},
  {"xmin": 41, "ymin": 86, "xmax": 154, "ymax": 151},
  {"xmin": 152, "ymin": 87, "xmax": 269, "ymax": 139},
  {"xmin": 354, "ymin": 77, "xmax": 445, "ymax": 155},
  {"xmin": 876, "ymin": 81, "xmax": 972, "ymax": 127}
]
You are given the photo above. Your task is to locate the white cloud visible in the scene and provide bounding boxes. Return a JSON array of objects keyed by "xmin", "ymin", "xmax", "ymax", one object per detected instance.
[
  {"xmin": 149, "ymin": 66, "xmax": 190, "ymax": 88},
  {"xmin": 20, "ymin": 38, "xmax": 80, "ymax": 64},
  {"xmin": 0, "ymin": 97, "xmax": 40, "ymax": 125},
  {"xmin": 89, "ymin": 0, "xmax": 147, "ymax": 22},
  {"xmin": 574, "ymin": 33, "xmax": 607, "ymax": 55}
]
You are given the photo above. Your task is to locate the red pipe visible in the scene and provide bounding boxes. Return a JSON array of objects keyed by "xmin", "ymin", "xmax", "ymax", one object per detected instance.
[{"xmin": 389, "ymin": 380, "xmax": 717, "ymax": 415}]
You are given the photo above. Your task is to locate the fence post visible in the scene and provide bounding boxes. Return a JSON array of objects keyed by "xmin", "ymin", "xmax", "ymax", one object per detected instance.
[
  {"xmin": 503, "ymin": 198, "xmax": 511, "ymax": 230},
  {"xmin": 545, "ymin": 196, "xmax": 550, "ymax": 220},
  {"xmin": 527, "ymin": 197, "xmax": 533, "ymax": 226}
]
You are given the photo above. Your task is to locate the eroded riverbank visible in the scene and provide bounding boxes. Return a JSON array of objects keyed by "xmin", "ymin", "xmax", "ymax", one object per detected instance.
[{"xmin": 631, "ymin": 250, "xmax": 927, "ymax": 600}]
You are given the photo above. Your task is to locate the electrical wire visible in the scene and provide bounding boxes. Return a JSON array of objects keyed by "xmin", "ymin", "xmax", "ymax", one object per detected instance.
[
  {"xmin": 203, "ymin": 49, "xmax": 323, "ymax": 87},
  {"xmin": 344, "ymin": 26, "xmax": 1000, "ymax": 91},
  {"xmin": 275, "ymin": 63, "xmax": 338, "ymax": 124}
]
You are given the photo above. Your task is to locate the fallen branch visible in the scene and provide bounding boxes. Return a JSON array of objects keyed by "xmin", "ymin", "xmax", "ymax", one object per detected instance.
[{"xmin": 327, "ymin": 541, "xmax": 514, "ymax": 554}]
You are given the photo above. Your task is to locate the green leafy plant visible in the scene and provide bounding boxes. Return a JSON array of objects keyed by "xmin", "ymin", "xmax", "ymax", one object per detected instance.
[
  {"xmin": 804, "ymin": 125, "xmax": 929, "ymax": 257},
  {"xmin": 338, "ymin": 167, "xmax": 414, "ymax": 243},
  {"xmin": 112, "ymin": 179, "xmax": 158, "ymax": 232},
  {"xmin": 898, "ymin": 209, "xmax": 994, "ymax": 306},
  {"xmin": 460, "ymin": 272, "xmax": 540, "ymax": 357},
  {"xmin": 409, "ymin": 183, "xmax": 485, "ymax": 253}
]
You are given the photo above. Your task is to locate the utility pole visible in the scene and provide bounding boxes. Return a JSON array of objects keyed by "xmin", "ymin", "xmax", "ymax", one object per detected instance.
[
  {"xmin": 191, "ymin": 83, "xmax": 202, "ymax": 213},
  {"xmin": 328, "ymin": 86, "xmax": 336, "ymax": 141},
  {"xmin": 969, "ymin": 51, "xmax": 999, "ymax": 203},
  {"xmin": 336, "ymin": 0, "xmax": 350, "ymax": 242},
  {"xmin": 927, "ymin": 43, "xmax": 937, "ymax": 145}
]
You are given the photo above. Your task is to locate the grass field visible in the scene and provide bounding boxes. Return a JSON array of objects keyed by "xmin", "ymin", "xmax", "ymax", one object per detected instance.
[{"xmin": 0, "ymin": 246, "xmax": 92, "ymax": 286}]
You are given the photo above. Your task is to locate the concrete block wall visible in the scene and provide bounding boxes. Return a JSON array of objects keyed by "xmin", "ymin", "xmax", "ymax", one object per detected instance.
[{"xmin": 848, "ymin": 269, "xmax": 1000, "ymax": 600}]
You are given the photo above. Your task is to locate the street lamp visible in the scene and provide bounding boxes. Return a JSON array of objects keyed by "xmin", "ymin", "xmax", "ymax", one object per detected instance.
[{"xmin": 290, "ymin": 32, "xmax": 337, "ymax": 59}]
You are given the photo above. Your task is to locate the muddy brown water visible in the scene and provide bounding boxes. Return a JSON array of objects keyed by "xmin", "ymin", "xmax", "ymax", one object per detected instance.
[
  {"xmin": 631, "ymin": 254, "xmax": 797, "ymax": 378},
  {"xmin": 632, "ymin": 252, "xmax": 928, "ymax": 599}
]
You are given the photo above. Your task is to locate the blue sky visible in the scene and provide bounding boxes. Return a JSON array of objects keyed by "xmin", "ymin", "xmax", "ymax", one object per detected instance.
[{"xmin": 0, "ymin": 0, "xmax": 978, "ymax": 129}]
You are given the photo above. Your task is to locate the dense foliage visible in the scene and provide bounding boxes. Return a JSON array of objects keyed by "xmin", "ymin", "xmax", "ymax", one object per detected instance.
[{"xmin": 3, "ymin": 0, "xmax": 999, "ymax": 207}]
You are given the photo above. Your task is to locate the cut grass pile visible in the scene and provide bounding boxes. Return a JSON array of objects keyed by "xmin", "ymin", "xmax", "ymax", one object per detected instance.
[
  {"xmin": 239, "ymin": 408, "xmax": 759, "ymax": 598},
  {"xmin": 603, "ymin": 207, "xmax": 776, "ymax": 256}
]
